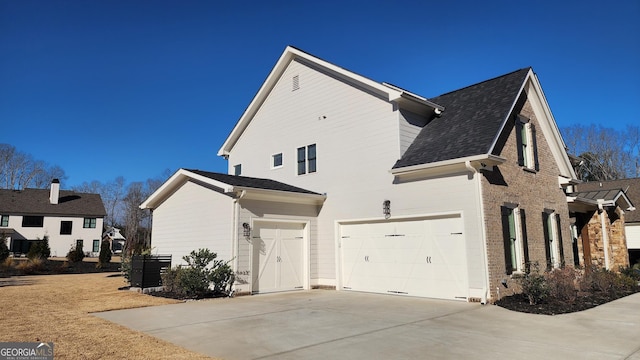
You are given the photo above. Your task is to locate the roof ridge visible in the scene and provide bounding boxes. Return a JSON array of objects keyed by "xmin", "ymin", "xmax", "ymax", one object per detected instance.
[{"xmin": 429, "ymin": 67, "xmax": 531, "ymax": 100}]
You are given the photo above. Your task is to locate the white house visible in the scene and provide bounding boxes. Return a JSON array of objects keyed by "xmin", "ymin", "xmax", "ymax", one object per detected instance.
[
  {"xmin": 0, "ymin": 179, "xmax": 106, "ymax": 257},
  {"xmin": 103, "ymin": 226, "xmax": 126, "ymax": 254},
  {"xmin": 142, "ymin": 46, "xmax": 582, "ymax": 302}
]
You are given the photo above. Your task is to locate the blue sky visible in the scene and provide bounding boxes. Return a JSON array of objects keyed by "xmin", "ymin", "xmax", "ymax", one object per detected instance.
[{"xmin": 1, "ymin": 0, "xmax": 638, "ymax": 188}]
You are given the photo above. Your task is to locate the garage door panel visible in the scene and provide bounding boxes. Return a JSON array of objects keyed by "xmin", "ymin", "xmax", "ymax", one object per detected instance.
[
  {"xmin": 254, "ymin": 222, "xmax": 305, "ymax": 294},
  {"xmin": 340, "ymin": 217, "xmax": 468, "ymax": 301}
]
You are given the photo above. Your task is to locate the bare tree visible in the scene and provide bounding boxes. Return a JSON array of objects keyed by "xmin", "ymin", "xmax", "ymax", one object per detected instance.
[
  {"xmin": 561, "ymin": 124, "xmax": 639, "ymax": 181},
  {"xmin": 0, "ymin": 144, "xmax": 67, "ymax": 189}
]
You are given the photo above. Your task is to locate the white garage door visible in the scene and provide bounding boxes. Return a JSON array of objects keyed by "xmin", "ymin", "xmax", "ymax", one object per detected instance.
[
  {"xmin": 340, "ymin": 216, "xmax": 468, "ymax": 300},
  {"xmin": 252, "ymin": 222, "xmax": 305, "ymax": 294}
]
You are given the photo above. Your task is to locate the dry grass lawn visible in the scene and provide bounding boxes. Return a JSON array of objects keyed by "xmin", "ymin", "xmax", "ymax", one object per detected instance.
[{"xmin": 0, "ymin": 273, "xmax": 215, "ymax": 359}]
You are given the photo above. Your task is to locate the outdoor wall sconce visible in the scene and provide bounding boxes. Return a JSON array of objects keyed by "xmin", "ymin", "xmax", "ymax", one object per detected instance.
[
  {"xmin": 242, "ymin": 222, "xmax": 251, "ymax": 239},
  {"xmin": 383, "ymin": 200, "xmax": 391, "ymax": 219}
]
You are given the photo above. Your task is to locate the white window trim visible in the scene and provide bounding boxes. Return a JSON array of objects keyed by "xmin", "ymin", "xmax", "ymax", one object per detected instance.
[
  {"xmin": 548, "ymin": 212, "xmax": 561, "ymax": 269},
  {"xmin": 512, "ymin": 208, "xmax": 526, "ymax": 273},
  {"xmin": 296, "ymin": 144, "xmax": 316, "ymax": 176},
  {"xmin": 517, "ymin": 116, "xmax": 537, "ymax": 171},
  {"xmin": 271, "ymin": 153, "xmax": 283, "ymax": 169}
]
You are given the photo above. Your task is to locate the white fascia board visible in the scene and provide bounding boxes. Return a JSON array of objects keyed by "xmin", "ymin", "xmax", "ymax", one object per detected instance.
[
  {"xmin": 487, "ymin": 69, "xmax": 530, "ymax": 156},
  {"xmin": 390, "ymin": 154, "xmax": 506, "ymax": 176},
  {"xmin": 382, "ymin": 83, "xmax": 444, "ymax": 111},
  {"xmin": 526, "ymin": 72, "xmax": 577, "ymax": 180},
  {"xmin": 486, "ymin": 69, "xmax": 577, "ymax": 181},
  {"xmin": 233, "ymin": 186, "xmax": 326, "ymax": 205},
  {"xmin": 218, "ymin": 46, "xmax": 404, "ymax": 157},
  {"xmin": 140, "ymin": 169, "xmax": 234, "ymax": 209}
]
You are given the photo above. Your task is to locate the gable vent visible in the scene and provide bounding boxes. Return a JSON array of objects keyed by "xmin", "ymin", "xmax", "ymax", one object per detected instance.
[{"xmin": 292, "ymin": 75, "xmax": 299, "ymax": 91}]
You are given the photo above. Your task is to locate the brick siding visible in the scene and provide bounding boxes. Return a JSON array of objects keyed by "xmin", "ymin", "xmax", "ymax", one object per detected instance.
[{"xmin": 480, "ymin": 98, "xmax": 574, "ymax": 301}]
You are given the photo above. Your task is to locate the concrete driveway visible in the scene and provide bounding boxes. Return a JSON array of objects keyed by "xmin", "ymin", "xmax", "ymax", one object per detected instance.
[{"xmin": 96, "ymin": 290, "xmax": 640, "ymax": 360}]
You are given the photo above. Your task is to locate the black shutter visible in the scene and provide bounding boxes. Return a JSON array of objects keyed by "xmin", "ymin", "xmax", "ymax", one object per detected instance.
[
  {"xmin": 542, "ymin": 212, "xmax": 552, "ymax": 270},
  {"xmin": 516, "ymin": 120, "xmax": 525, "ymax": 166},
  {"xmin": 556, "ymin": 214, "xmax": 565, "ymax": 267},
  {"xmin": 520, "ymin": 208, "xmax": 530, "ymax": 272},
  {"xmin": 531, "ymin": 123, "xmax": 540, "ymax": 171},
  {"xmin": 501, "ymin": 206, "xmax": 513, "ymax": 275}
]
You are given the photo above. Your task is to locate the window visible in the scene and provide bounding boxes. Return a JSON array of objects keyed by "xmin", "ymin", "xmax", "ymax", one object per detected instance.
[
  {"xmin": 60, "ymin": 221, "xmax": 73, "ymax": 235},
  {"xmin": 272, "ymin": 153, "xmax": 283, "ymax": 168},
  {"xmin": 516, "ymin": 116, "xmax": 539, "ymax": 171},
  {"xmin": 22, "ymin": 216, "xmax": 44, "ymax": 228},
  {"xmin": 76, "ymin": 239, "xmax": 83, "ymax": 249},
  {"xmin": 0, "ymin": 215, "xmax": 8, "ymax": 227},
  {"xmin": 297, "ymin": 144, "xmax": 317, "ymax": 175},
  {"xmin": 83, "ymin": 218, "xmax": 96, "ymax": 228},
  {"xmin": 542, "ymin": 210, "xmax": 565, "ymax": 270},
  {"xmin": 234, "ymin": 164, "xmax": 242, "ymax": 176},
  {"xmin": 93, "ymin": 239, "xmax": 100, "ymax": 253},
  {"xmin": 501, "ymin": 206, "xmax": 529, "ymax": 274}
]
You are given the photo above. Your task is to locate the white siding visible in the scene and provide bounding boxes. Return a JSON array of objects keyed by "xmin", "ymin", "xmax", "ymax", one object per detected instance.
[
  {"xmin": 399, "ymin": 109, "xmax": 428, "ymax": 156},
  {"xmin": 151, "ymin": 180, "xmax": 234, "ymax": 266},
  {"xmin": 225, "ymin": 58, "xmax": 486, "ymax": 295},
  {"xmin": 627, "ymin": 224, "xmax": 640, "ymax": 249},
  {"xmin": 3, "ymin": 215, "xmax": 103, "ymax": 257},
  {"xmin": 235, "ymin": 199, "xmax": 319, "ymax": 293}
]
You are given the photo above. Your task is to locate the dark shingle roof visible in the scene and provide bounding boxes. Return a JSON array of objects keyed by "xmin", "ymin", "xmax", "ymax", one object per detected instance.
[
  {"xmin": 393, "ymin": 68, "xmax": 530, "ymax": 169},
  {"xmin": 187, "ymin": 169, "xmax": 322, "ymax": 195},
  {"xmin": 576, "ymin": 178, "xmax": 640, "ymax": 223},
  {"xmin": 0, "ymin": 189, "xmax": 106, "ymax": 217}
]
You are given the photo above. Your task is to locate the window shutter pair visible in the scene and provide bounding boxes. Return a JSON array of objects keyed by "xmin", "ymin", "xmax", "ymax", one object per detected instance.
[
  {"xmin": 542, "ymin": 211, "xmax": 552, "ymax": 270},
  {"xmin": 515, "ymin": 118, "xmax": 540, "ymax": 171},
  {"xmin": 501, "ymin": 207, "xmax": 514, "ymax": 275},
  {"xmin": 501, "ymin": 206, "xmax": 529, "ymax": 274}
]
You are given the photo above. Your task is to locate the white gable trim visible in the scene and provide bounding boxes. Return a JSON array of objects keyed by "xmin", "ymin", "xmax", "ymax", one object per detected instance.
[
  {"xmin": 487, "ymin": 69, "xmax": 576, "ymax": 180},
  {"xmin": 140, "ymin": 169, "xmax": 233, "ymax": 209},
  {"xmin": 390, "ymin": 154, "xmax": 506, "ymax": 179},
  {"xmin": 218, "ymin": 46, "xmax": 442, "ymax": 157},
  {"xmin": 140, "ymin": 168, "xmax": 326, "ymax": 210}
]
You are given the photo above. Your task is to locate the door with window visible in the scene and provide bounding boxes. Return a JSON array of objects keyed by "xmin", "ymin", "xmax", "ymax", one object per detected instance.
[{"xmin": 252, "ymin": 222, "xmax": 305, "ymax": 293}]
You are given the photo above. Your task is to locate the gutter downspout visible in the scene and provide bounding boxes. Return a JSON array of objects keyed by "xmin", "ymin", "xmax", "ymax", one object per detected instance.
[
  {"xmin": 466, "ymin": 161, "xmax": 489, "ymax": 304},
  {"xmin": 231, "ymin": 190, "xmax": 247, "ymax": 295},
  {"xmin": 597, "ymin": 200, "xmax": 610, "ymax": 270}
]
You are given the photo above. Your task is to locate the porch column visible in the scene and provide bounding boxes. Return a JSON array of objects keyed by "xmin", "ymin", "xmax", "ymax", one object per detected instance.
[{"xmin": 598, "ymin": 200, "xmax": 610, "ymax": 270}]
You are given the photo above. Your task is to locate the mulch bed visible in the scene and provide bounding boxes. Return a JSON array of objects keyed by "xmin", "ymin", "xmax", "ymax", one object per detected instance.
[
  {"xmin": 495, "ymin": 288, "xmax": 639, "ymax": 315},
  {"xmin": 146, "ymin": 290, "xmax": 229, "ymax": 301},
  {"xmin": 0, "ymin": 258, "xmax": 121, "ymax": 277}
]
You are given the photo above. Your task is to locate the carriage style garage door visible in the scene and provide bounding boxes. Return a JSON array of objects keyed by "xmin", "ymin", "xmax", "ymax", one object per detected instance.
[
  {"xmin": 252, "ymin": 222, "xmax": 305, "ymax": 294},
  {"xmin": 340, "ymin": 216, "xmax": 468, "ymax": 300}
]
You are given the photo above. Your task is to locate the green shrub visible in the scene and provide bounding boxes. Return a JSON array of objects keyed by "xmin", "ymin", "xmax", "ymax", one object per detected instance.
[
  {"xmin": 161, "ymin": 248, "xmax": 235, "ymax": 298},
  {"xmin": 518, "ymin": 263, "xmax": 548, "ymax": 305},
  {"xmin": 210, "ymin": 260, "xmax": 235, "ymax": 294},
  {"xmin": 620, "ymin": 265, "xmax": 640, "ymax": 282},
  {"xmin": 66, "ymin": 243, "xmax": 85, "ymax": 263},
  {"xmin": 98, "ymin": 240, "xmax": 112, "ymax": 266},
  {"xmin": 0, "ymin": 235, "xmax": 9, "ymax": 263},
  {"xmin": 27, "ymin": 236, "xmax": 51, "ymax": 260}
]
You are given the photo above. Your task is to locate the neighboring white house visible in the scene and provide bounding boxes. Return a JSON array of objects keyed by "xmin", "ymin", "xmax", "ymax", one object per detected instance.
[
  {"xmin": 0, "ymin": 179, "xmax": 106, "ymax": 257},
  {"xmin": 102, "ymin": 226, "xmax": 126, "ymax": 254},
  {"xmin": 142, "ymin": 46, "xmax": 581, "ymax": 302}
]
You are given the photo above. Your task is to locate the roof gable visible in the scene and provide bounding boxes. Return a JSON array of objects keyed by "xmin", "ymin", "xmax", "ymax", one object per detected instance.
[
  {"xmin": 217, "ymin": 46, "xmax": 442, "ymax": 157},
  {"xmin": 393, "ymin": 68, "xmax": 530, "ymax": 169},
  {"xmin": 141, "ymin": 168, "xmax": 325, "ymax": 209},
  {"xmin": 392, "ymin": 68, "xmax": 576, "ymax": 180},
  {"xmin": 0, "ymin": 188, "xmax": 106, "ymax": 217},
  {"xmin": 576, "ymin": 178, "xmax": 640, "ymax": 222}
]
